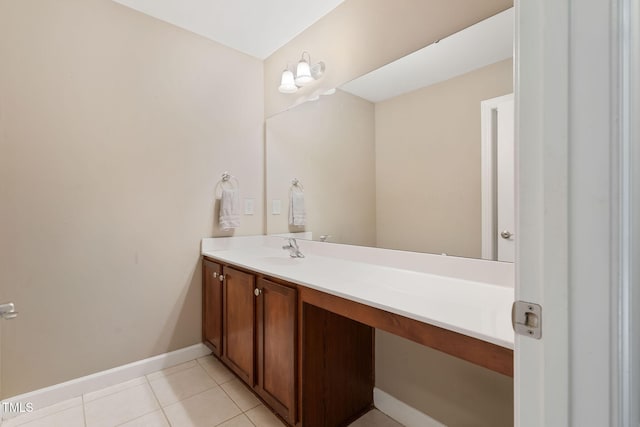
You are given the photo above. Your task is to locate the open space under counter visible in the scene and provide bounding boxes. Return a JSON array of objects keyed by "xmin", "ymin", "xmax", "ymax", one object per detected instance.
[{"xmin": 201, "ymin": 236, "xmax": 515, "ymax": 426}]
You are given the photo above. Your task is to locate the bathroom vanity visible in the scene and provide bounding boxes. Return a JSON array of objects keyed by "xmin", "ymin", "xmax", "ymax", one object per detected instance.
[{"xmin": 201, "ymin": 236, "xmax": 514, "ymax": 427}]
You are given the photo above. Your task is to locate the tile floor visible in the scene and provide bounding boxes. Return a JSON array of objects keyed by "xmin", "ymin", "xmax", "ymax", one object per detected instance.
[{"xmin": 1, "ymin": 356, "xmax": 403, "ymax": 427}]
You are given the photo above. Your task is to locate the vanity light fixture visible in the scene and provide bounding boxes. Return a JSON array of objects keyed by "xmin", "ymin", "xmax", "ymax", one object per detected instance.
[
  {"xmin": 278, "ymin": 51, "xmax": 326, "ymax": 94},
  {"xmin": 294, "ymin": 52, "xmax": 314, "ymax": 86},
  {"xmin": 278, "ymin": 68, "xmax": 298, "ymax": 94}
]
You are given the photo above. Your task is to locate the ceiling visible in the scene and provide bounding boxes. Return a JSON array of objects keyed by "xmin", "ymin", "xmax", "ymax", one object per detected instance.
[
  {"xmin": 112, "ymin": 0, "xmax": 345, "ymax": 59},
  {"xmin": 340, "ymin": 8, "xmax": 513, "ymax": 103}
]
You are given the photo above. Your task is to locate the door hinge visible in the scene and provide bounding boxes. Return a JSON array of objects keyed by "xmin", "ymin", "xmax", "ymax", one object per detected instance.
[{"xmin": 512, "ymin": 301, "xmax": 541, "ymax": 339}]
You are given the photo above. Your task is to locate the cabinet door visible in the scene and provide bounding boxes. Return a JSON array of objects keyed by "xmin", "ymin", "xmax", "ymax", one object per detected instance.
[
  {"xmin": 222, "ymin": 266, "xmax": 255, "ymax": 385},
  {"xmin": 255, "ymin": 278, "xmax": 297, "ymax": 424},
  {"xmin": 202, "ymin": 259, "xmax": 223, "ymax": 357}
]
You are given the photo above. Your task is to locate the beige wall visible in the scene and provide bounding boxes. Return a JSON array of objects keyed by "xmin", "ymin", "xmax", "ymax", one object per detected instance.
[
  {"xmin": 375, "ymin": 59, "xmax": 514, "ymax": 257},
  {"xmin": 266, "ymin": 90, "xmax": 376, "ymax": 246},
  {"xmin": 0, "ymin": 0, "xmax": 264, "ymax": 397},
  {"xmin": 376, "ymin": 331, "xmax": 514, "ymax": 427},
  {"xmin": 264, "ymin": 0, "xmax": 513, "ymax": 117}
]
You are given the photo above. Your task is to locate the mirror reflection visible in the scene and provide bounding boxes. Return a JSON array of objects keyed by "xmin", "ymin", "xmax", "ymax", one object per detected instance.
[{"xmin": 266, "ymin": 9, "xmax": 514, "ymax": 261}]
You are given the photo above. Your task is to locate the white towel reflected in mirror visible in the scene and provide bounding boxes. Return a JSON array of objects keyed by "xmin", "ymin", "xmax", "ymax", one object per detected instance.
[
  {"xmin": 289, "ymin": 191, "xmax": 306, "ymax": 226},
  {"xmin": 219, "ymin": 189, "xmax": 240, "ymax": 230}
]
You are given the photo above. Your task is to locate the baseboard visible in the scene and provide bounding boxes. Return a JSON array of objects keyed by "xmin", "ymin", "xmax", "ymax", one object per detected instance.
[
  {"xmin": 1, "ymin": 343, "xmax": 210, "ymax": 421},
  {"xmin": 374, "ymin": 387, "xmax": 446, "ymax": 427}
]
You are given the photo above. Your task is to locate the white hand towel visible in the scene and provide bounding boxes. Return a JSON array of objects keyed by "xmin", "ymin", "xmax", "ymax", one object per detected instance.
[
  {"xmin": 219, "ymin": 189, "xmax": 240, "ymax": 230},
  {"xmin": 289, "ymin": 191, "xmax": 306, "ymax": 226}
]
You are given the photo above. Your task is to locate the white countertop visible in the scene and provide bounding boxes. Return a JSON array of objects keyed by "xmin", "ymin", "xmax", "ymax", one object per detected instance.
[{"xmin": 202, "ymin": 237, "xmax": 514, "ymax": 350}]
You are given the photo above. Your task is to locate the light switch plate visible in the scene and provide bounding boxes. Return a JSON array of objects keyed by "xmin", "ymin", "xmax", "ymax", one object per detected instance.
[
  {"xmin": 272, "ymin": 199, "xmax": 281, "ymax": 215},
  {"xmin": 244, "ymin": 198, "xmax": 255, "ymax": 215}
]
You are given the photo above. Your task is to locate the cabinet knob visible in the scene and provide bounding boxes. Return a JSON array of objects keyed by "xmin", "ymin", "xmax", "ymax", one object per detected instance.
[
  {"xmin": 212, "ymin": 272, "xmax": 218, "ymax": 278},
  {"xmin": 219, "ymin": 275, "xmax": 224, "ymax": 282},
  {"xmin": 254, "ymin": 288, "xmax": 262, "ymax": 297}
]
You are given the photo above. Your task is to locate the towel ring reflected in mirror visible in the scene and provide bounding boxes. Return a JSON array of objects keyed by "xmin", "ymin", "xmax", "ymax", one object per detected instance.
[
  {"xmin": 290, "ymin": 178, "xmax": 304, "ymax": 192},
  {"xmin": 215, "ymin": 171, "xmax": 240, "ymax": 198}
]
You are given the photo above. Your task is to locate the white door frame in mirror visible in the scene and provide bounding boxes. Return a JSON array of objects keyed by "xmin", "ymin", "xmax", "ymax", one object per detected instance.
[{"xmin": 480, "ymin": 93, "xmax": 514, "ymax": 262}]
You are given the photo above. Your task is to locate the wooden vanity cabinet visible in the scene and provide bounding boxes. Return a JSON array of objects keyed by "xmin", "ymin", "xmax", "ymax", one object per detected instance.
[
  {"xmin": 203, "ymin": 257, "xmax": 375, "ymax": 426},
  {"xmin": 203, "ymin": 260, "xmax": 299, "ymax": 424},
  {"xmin": 203, "ymin": 255, "xmax": 512, "ymax": 427},
  {"xmin": 221, "ymin": 265, "xmax": 255, "ymax": 385},
  {"xmin": 202, "ymin": 259, "xmax": 223, "ymax": 356},
  {"xmin": 255, "ymin": 278, "xmax": 297, "ymax": 425}
]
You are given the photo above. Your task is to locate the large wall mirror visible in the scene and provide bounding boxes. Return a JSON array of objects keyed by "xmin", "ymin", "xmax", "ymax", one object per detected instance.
[{"xmin": 266, "ymin": 8, "xmax": 514, "ymax": 261}]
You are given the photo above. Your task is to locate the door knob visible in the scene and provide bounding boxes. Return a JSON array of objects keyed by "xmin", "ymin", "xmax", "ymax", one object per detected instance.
[
  {"xmin": 254, "ymin": 288, "xmax": 262, "ymax": 296},
  {"xmin": 500, "ymin": 230, "xmax": 513, "ymax": 239},
  {"xmin": 0, "ymin": 302, "xmax": 18, "ymax": 320}
]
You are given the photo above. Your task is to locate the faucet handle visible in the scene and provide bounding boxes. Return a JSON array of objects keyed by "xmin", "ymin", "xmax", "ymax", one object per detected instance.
[
  {"xmin": 282, "ymin": 237, "xmax": 304, "ymax": 258},
  {"xmin": 284, "ymin": 237, "xmax": 298, "ymax": 247}
]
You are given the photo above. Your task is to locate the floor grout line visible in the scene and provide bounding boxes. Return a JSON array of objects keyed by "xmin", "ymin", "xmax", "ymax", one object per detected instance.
[
  {"xmin": 146, "ymin": 360, "xmax": 200, "ymax": 383},
  {"xmin": 214, "ymin": 412, "xmax": 257, "ymax": 427},
  {"xmin": 158, "ymin": 408, "xmax": 172, "ymax": 427},
  {"xmin": 157, "ymin": 381, "xmax": 225, "ymax": 410},
  {"xmin": 196, "ymin": 356, "xmax": 237, "ymax": 386},
  {"xmin": 82, "ymin": 377, "xmax": 147, "ymax": 405},
  {"xmin": 195, "ymin": 357, "xmax": 221, "ymax": 385},
  {"xmin": 145, "ymin": 373, "xmax": 172, "ymax": 426},
  {"xmin": 111, "ymin": 408, "xmax": 163, "ymax": 427},
  {"xmin": 217, "ymin": 380, "xmax": 260, "ymax": 415},
  {"xmin": 196, "ymin": 356, "xmax": 262, "ymax": 426}
]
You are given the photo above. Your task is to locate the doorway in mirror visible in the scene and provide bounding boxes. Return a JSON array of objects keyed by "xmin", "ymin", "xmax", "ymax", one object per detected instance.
[{"xmin": 481, "ymin": 93, "xmax": 515, "ymax": 262}]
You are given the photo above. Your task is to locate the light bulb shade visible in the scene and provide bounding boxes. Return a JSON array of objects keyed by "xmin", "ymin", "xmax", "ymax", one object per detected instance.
[
  {"xmin": 295, "ymin": 59, "xmax": 314, "ymax": 86},
  {"xmin": 278, "ymin": 69, "xmax": 298, "ymax": 93}
]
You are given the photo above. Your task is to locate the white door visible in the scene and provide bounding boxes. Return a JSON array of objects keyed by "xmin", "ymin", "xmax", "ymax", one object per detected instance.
[
  {"xmin": 0, "ymin": 311, "xmax": 2, "ymax": 400},
  {"xmin": 480, "ymin": 94, "xmax": 514, "ymax": 262},
  {"xmin": 516, "ymin": 0, "xmax": 636, "ymax": 425},
  {"xmin": 0, "ymin": 301, "xmax": 18, "ymax": 415},
  {"xmin": 0, "ymin": 303, "xmax": 17, "ymax": 400},
  {"xmin": 515, "ymin": 0, "xmax": 570, "ymax": 424},
  {"xmin": 496, "ymin": 99, "xmax": 515, "ymax": 262}
]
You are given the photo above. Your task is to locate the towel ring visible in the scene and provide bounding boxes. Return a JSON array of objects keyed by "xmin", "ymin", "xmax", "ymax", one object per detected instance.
[
  {"xmin": 215, "ymin": 171, "xmax": 239, "ymax": 198},
  {"xmin": 291, "ymin": 178, "xmax": 304, "ymax": 191}
]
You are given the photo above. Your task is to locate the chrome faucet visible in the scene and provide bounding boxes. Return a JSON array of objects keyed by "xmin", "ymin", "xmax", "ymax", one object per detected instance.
[{"xmin": 282, "ymin": 238, "xmax": 304, "ymax": 258}]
